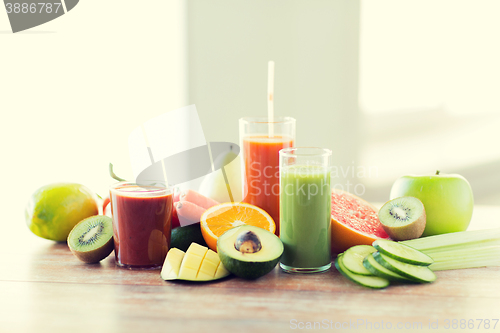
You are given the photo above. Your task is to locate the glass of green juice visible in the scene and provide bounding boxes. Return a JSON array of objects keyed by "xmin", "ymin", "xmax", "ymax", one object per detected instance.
[{"xmin": 279, "ymin": 147, "xmax": 332, "ymax": 273}]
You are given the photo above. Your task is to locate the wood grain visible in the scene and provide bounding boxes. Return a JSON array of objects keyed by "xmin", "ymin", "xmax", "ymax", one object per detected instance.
[{"xmin": 1, "ymin": 206, "xmax": 499, "ymax": 333}]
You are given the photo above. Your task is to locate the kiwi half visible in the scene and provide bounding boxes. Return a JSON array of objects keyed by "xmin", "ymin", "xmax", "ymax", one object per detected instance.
[
  {"xmin": 378, "ymin": 197, "xmax": 426, "ymax": 241},
  {"xmin": 67, "ymin": 215, "xmax": 114, "ymax": 263}
]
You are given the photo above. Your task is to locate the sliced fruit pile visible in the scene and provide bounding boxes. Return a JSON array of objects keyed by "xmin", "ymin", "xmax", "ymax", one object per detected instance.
[
  {"xmin": 161, "ymin": 243, "xmax": 230, "ymax": 281},
  {"xmin": 335, "ymin": 239, "xmax": 436, "ymax": 289}
]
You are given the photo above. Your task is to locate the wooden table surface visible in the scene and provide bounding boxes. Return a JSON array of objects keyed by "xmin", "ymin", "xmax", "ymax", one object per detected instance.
[{"xmin": 2, "ymin": 206, "xmax": 500, "ymax": 333}]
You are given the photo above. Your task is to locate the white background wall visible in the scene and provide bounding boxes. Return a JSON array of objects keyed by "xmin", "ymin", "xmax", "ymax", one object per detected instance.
[
  {"xmin": 1, "ymin": 1, "xmax": 187, "ymax": 237},
  {"xmin": 358, "ymin": 0, "xmax": 500, "ymax": 205},
  {"xmin": 187, "ymin": 0, "xmax": 361, "ymax": 176}
]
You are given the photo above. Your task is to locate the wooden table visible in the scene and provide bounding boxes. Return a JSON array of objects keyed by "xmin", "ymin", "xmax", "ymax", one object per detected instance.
[{"xmin": 2, "ymin": 206, "xmax": 499, "ymax": 333}]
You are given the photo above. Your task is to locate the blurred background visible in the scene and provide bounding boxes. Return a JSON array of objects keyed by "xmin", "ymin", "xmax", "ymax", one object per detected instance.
[{"xmin": 2, "ymin": 0, "xmax": 499, "ymax": 227}]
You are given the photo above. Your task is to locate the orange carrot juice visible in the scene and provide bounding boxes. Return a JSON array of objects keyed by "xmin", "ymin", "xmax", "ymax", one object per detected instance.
[{"xmin": 243, "ymin": 135, "xmax": 294, "ymax": 235}]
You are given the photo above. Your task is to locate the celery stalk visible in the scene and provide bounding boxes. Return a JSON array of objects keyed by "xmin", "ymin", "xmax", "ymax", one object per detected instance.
[
  {"xmin": 430, "ymin": 256, "xmax": 500, "ymax": 271},
  {"xmin": 402, "ymin": 228, "xmax": 500, "ymax": 251},
  {"xmin": 430, "ymin": 252, "xmax": 500, "ymax": 265},
  {"xmin": 399, "ymin": 228, "xmax": 500, "ymax": 271},
  {"xmin": 422, "ymin": 239, "xmax": 500, "ymax": 255},
  {"xmin": 425, "ymin": 244, "xmax": 500, "ymax": 257}
]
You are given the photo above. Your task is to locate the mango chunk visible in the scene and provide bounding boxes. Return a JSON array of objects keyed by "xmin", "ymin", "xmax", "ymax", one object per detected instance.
[
  {"xmin": 186, "ymin": 242, "xmax": 208, "ymax": 258},
  {"xmin": 160, "ymin": 243, "xmax": 230, "ymax": 282},
  {"xmin": 180, "ymin": 251, "xmax": 204, "ymax": 270},
  {"xmin": 196, "ymin": 271, "xmax": 215, "ymax": 281},
  {"xmin": 197, "ymin": 258, "xmax": 218, "ymax": 278},
  {"xmin": 215, "ymin": 262, "xmax": 230, "ymax": 279},
  {"xmin": 178, "ymin": 265, "xmax": 199, "ymax": 280},
  {"xmin": 160, "ymin": 248, "xmax": 185, "ymax": 280},
  {"xmin": 203, "ymin": 249, "xmax": 220, "ymax": 265}
]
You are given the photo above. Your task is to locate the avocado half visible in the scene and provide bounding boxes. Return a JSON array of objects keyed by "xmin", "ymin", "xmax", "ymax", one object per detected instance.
[{"xmin": 217, "ymin": 225, "xmax": 284, "ymax": 279}]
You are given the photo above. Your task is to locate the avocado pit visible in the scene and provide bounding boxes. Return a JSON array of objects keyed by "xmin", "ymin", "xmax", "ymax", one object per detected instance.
[{"xmin": 234, "ymin": 230, "xmax": 262, "ymax": 254}]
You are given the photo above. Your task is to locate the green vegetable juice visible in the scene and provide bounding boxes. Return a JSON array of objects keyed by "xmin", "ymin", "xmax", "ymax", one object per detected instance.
[{"xmin": 280, "ymin": 165, "xmax": 331, "ymax": 270}]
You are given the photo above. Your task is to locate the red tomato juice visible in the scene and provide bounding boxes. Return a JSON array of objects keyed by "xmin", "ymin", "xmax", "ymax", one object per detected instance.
[
  {"xmin": 110, "ymin": 184, "xmax": 173, "ymax": 268},
  {"xmin": 243, "ymin": 135, "xmax": 294, "ymax": 235}
]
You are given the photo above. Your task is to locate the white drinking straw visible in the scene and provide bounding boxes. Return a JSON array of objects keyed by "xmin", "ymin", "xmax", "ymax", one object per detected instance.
[{"xmin": 267, "ymin": 60, "xmax": 275, "ymax": 138}]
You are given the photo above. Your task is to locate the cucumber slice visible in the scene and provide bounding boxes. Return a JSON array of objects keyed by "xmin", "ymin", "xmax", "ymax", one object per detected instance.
[
  {"xmin": 363, "ymin": 253, "xmax": 410, "ymax": 282},
  {"xmin": 373, "ymin": 239, "xmax": 433, "ymax": 266},
  {"xmin": 335, "ymin": 256, "xmax": 390, "ymax": 289},
  {"xmin": 373, "ymin": 252, "xmax": 436, "ymax": 283},
  {"xmin": 342, "ymin": 245, "xmax": 376, "ymax": 275}
]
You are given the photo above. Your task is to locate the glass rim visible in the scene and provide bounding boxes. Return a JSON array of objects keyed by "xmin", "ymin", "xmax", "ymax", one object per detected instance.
[
  {"xmin": 109, "ymin": 181, "xmax": 173, "ymax": 196},
  {"xmin": 279, "ymin": 147, "xmax": 332, "ymax": 157},
  {"xmin": 239, "ymin": 116, "xmax": 296, "ymax": 124}
]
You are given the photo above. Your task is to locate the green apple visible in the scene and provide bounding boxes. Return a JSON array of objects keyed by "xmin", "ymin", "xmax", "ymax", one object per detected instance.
[{"xmin": 390, "ymin": 171, "xmax": 474, "ymax": 237}]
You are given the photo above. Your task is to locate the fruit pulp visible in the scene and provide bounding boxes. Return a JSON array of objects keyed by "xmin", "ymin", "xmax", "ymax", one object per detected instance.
[
  {"xmin": 280, "ymin": 165, "xmax": 331, "ymax": 272},
  {"xmin": 242, "ymin": 135, "xmax": 294, "ymax": 235},
  {"xmin": 110, "ymin": 184, "xmax": 173, "ymax": 269},
  {"xmin": 330, "ymin": 190, "xmax": 390, "ymax": 254}
]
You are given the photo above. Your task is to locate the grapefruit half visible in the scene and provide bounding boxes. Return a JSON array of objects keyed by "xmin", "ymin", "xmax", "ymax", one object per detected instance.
[{"xmin": 331, "ymin": 189, "xmax": 390, "ymax": 254}]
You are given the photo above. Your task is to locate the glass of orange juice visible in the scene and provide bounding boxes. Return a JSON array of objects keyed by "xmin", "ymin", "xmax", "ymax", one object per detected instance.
[{"xmin": 239, "ymin": 117, "xmax": 296, "ymax": 235}]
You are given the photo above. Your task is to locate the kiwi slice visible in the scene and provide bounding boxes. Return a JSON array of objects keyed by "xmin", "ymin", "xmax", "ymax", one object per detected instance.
[
  {"xmin": 378, "ymin": 197, "xmax": 426, "ymax": 241},
  {"xmin": 67, "ymin": 215, "xmax": 114, "ymax": 263}
]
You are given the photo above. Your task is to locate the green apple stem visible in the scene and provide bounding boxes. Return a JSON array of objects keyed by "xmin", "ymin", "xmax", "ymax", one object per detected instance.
[{"xmin": 109, "ymin": 163, "xmax": 126, "ymax": 182}]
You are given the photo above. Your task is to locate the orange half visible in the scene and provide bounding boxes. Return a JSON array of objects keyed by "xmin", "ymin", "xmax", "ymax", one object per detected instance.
[{"xmin": 200, "ymin": 202, "xmax": 276, "ymax": 252}]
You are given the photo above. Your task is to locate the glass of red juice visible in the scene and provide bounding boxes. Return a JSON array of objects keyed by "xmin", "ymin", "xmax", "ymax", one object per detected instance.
[
  {"xmin": 109, "ymin": 182, "xmax": 173, "ymax": 269},
  {"xmin": 239, "ymin": 116, "xmax": 296, "ymax": 235}
]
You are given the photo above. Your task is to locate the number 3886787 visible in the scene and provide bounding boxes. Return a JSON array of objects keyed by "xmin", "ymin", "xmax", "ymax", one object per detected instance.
[{"xmin": 5, "ymin": 3, "xmax": 62, "ymax": 14}]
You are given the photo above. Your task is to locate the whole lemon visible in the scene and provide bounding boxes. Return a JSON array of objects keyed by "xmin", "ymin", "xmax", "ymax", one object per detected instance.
[{"xmin": 25, "ymin": 183, "xmax": 99, "ymax": 241}]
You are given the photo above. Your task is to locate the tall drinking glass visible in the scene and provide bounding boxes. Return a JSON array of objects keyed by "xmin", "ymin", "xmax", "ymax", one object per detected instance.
[
  {"xmin": 239, "ymin": 117, "xmax": 296, "ymax": 235},
  {"xmin": 110, "ymin": 182, "xmax": 173, "ymax": 269},
  {"xmin": 279, "ymin": 147, "xmax": 332, "ymax": 273}
]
